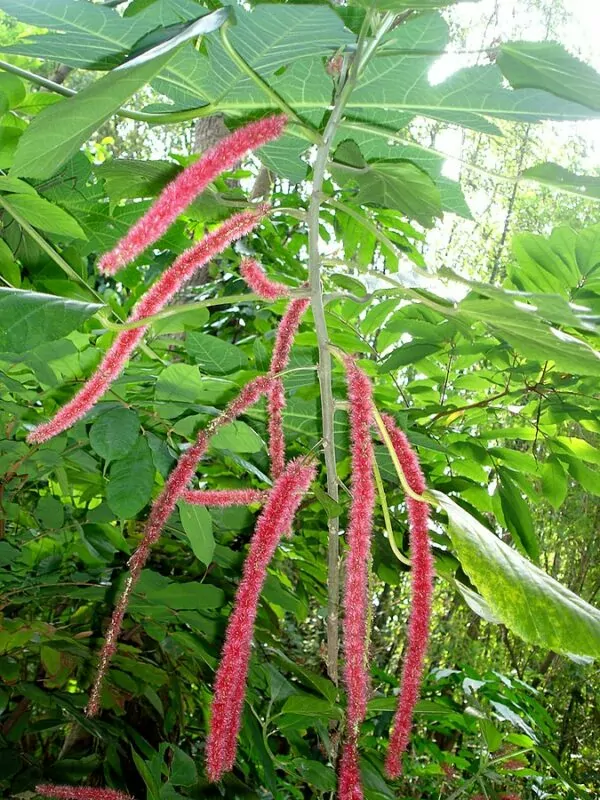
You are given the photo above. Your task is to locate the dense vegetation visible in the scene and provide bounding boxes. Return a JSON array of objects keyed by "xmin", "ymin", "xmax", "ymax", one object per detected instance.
[{"xmin": 0, "ymin": 0, "xmax": 599, "ymax": 798}]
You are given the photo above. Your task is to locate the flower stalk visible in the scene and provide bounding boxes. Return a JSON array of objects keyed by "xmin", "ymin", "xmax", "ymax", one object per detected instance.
[
  {"xmin": 206, "ymin": 458, "xmax": 316, "ymax": 781},
  {"xmin": 381, "ymin": 414, "xmax": 433, "ymax": 779}
]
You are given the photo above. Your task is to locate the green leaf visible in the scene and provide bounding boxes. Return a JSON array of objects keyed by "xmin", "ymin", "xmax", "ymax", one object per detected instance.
[
  {"xmin": 0, "ymin": 176, "xmax": 37, "ymax": 195},
  {"xmin": 434, "ymin": 491, "xmax": 600, "ymax": 658},
  {"xmin": 498, "ymin": 470, "xmax": 540, "ymax": 562},
  {"xmin": 498, "ymin": 41, "xmax": 600, "ymax": 112},
  {"xmin": 210, "ymin": 421, "xmax": 263, "ymax": 454},
  {"xmin": 522, "ymin": 163, "xmax": 600, "ymax": 203},
  {"xmin": 0, "ymin": 74, "xmax": 26, "ymax": 108},
  {"xmin": 352, "ymin": 0, "xmax": 476, "ymax": 7},
  {"xmin": 107, "ymin": 437, "xmax": 155, "ymax": 518},
  {"xmin": 379, "ymin": 341, "xmax": 440, "ymax": 372},
  {"xmin": 0, "ymin": 542, "xmax": 18, "ymax": 566},
  {"xmin": 553, "ymin": 436, "xmax": 600, "ymax": 466},
  {"xmin": 178, "ymin": 502, "xmax": 214, "ymax": 566},
  {"xmin": 0, "ymin": 193, "xmax": 85, "ymax": 239},
  {"xmin": 185, "ymin": 332, "xmax": 248, "ymax": 375},
  {"xmin": 541, "ymin": 456, "xmax": 568, "ymax": 510},
  {"xmin": 292, "ymin": 759, "xmax": 336, "ymax": 792},
  {"xmin": 35, "ymin": 496, "xmax": 64, "ymax": 529},
  {"xmin": 332, "ymin": 141, "xmax": 442, "ymax": 227},
  {"xmin": 153, "ymin": 582, "xmax": 224, "ymax": 610},
  {"xmin": 0, "ymin": 288, "xmax": 102, "ymax": 354},
  {"xmin": 89, "ymin": 408, "xmax": 140, "ymax": 462},
  {"xmin": 349, "ymin": 15, "xmax": 600, "ymax": 130},
  {"xmin": 97, "ymin": 158, "xmax": 180, "ymax": 204},
  {"xmin": 169, "ymin": 745, "xmax": 197, "ymax": 787},
  {"xmin": 312, "ymin": 483, "xmax": 343, "ymax": 519},
  {"xmin": 153, "ymin": 4, "xmax": 353, "ymax": 108},
  {"xmin": 11, "ymin": 51, "xmax": 175, "ymax": 180},
  {"xmin": 117, "ymin": 8, "xmax": 228, "ymax": 71},
  {"xmin": 280, "ymin": 694, "xmax": 343, "ymax": 721},
  {"xmin": 0, "ymin": 0, "xmax": 155, "ymax": 69}
]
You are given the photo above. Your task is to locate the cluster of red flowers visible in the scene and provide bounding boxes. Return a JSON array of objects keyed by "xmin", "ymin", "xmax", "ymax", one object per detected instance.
[
  {"xmin": 36, "ymin": 786, "xmax": 132, "ymax": 800},
  {"xmin": 28, "ymin": 116, "xmax": 434, "ymax": 800}
]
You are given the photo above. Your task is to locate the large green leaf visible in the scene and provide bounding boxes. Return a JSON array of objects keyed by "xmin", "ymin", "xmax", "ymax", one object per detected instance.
[
  {"xmin": 178, "ymin": 502, "xmax": 214, "ymax": 566},
  {"xmin": 89, "ymin": 408, "xmax": 140, "ymax": 463},
  {"xmin": 497, "ymin": 469, "xmax": 539, "ymax": 562},
  {"xmin": 153, "ymin": 4, "xmax": 352, "ymax": 107},
  {"xmin": 185, "ymin": 332, "xmax": 248, "ymax": 375},
  {"xmin": 522, "ymin": 163, "xmax": 600, "ymax": 203},
  {"xmin": 152, "ymin": 582, "xmax": 224, "ymax": 610},
  {"xmin": 351, "ymin": 0, "xmax": 477, "ymax": 7},
  {"xmin": 0, "ymin": 0, "xmax": 206, "ymax": 69},
  {"xmin": 107, "ymin": 437, "xmax": 155, "ymax": 519},
  {"xmin": 456, "ymin": 298, "xmax": 600, "ymax": 377},
  {"xmin": 349, "ymin": 15, "xmax": 600, "ymax": 130},
  {"xmin": 0, "ymin": 0, "xmax": 150, "ymax": 69},
  {"xmin": 433, "ymin": 491, "xmax": 600, "ymax": 658},
  {"xmin": 0, "ymin": 288, "xmax": 102, "ymax": 354},
  {"xmin": 0, "ymin": 193, "xmax": 86, "ymax": 239},
  {"xmin": 332, "ymin": 141, "xmax": 442, "ymax": 227},
  {"xmin": 498, "ymin": 41, "xmax": 600, "ymax": 113},
  {"xmin": 11, "ymin": 51, "xmax": 175, "ymax": 180}
]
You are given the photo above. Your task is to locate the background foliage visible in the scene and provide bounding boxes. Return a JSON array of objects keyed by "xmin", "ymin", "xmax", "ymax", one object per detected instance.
[{"xmin": 0, "ymin": 0, "xmax": 599, "ymax": 798}]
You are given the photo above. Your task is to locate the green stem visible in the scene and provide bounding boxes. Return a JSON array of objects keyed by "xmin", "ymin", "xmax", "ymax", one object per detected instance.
[
  {"xmin": 372, "ymin": 407, "xmax": 427, "ymax": 503},
  {"xmin": 219, "ymin": 24, "xmax": 321, "ymax": 145},
  {"xmin": 373, "ymin": 458, "xmax": 411, "ymax": 566}
]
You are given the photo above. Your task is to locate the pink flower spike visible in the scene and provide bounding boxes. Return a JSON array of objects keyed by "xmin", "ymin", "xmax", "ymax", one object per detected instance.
[
  {"xmin": 206, "ymin": 457, "xmax": 316, "ymax": 782},
  {"xmin": 338, "ymin": 738, "xmax": 364, "ymax": 800},
  {"xmin": 36, "ymin": 786, "xmax": 133, "ymax": 800},
  {"xmin": 181, "ymin": 489, "xmax": 267, "ymax": 506},
  {"xmin": 85, "ymin": 376, "xmax": 273, "ymax": 717},
  {"xmin": 381, "ymin": 413, "xmax": 433, "ymax": 780},
  {"xmin": 342, "ymin": 358, "xmax": 376, "ymax": 735},
  {"xmin": 98, "ymin": 115, "xmax": 287, "ymax": 275},
  {"xmin": 267, "ymin": 378, "xmax": 286, "ymax": 479},
  {"xmin": 270, "ymin": 297, "xmax": 310, "ymax": 376},
  {"xmin": 240, "ymin": 258, "xmax": 292, "ymax": 300},
  {"xmin": 265, "ymin": 296, "xmax": 309, "ymax": 478},
  {"xmin": 27, "ymin": 208, "xmax": 266, "ymax": 445}
]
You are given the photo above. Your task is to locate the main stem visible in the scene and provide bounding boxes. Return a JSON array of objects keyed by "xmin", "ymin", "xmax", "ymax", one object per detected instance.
[
  {"xmin": 308, "ymin": 108, "xmax": 342, "ymax": 686},
  {"xmin": 307, "ymin": 11, "xmax": 389, "ymax": 686}
]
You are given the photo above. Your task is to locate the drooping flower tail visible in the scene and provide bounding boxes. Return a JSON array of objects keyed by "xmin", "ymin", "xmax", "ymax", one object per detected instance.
[
  {"xmin": 240, "ymin": 258, "xmax": 292, "ymax": 301},
  {"xmin": 339, "ymin": 738, "xmax": 364, "ymax": 800},
  {"xmin": 206, "ymin": 458, "xmax": 316, "ymax": 782},
  {"xmin": 98, "ymin": 115, "xmax": 287, "ymax": 275},
  {"xmin": 267, "ymin": 297, "xmax": 310, "ymax": 477},
  {"xmin": 339, "ymin": 358, "xmax": 376, "ymax": 800},
  {"xmin": 181, "ymin": 489, "xmax": 268, "ymax": 506},
  {"xmin": 36, "ymin": 786, "xmax": 133, "ymax": 800},
  {"xmin": 27, "ymin": 209, "xmax": 265, "ymax": 445},
  {"xmin": 85, "ymin": 376, "xmax": 273, "ymax": 717},
  {"xmin": 381, "ymin": 414, "xmax": 433, "ymax": 779}
]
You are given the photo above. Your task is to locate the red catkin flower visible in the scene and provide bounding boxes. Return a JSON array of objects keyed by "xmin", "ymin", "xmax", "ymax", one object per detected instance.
[
  {"xmin": 27, "ymin": 208, "xmax": 265, "ymax": 445},
  {"xmin": 98, "ymin": 115, "xmax": 287, "ymax": 275},
  {"xmin": 240, "ymin": 257, "xmax": 292, "ymax": 301},
  {"xmin": 338, "ymin": 358, "xmax": 376, "ymax": 800},
  {"xmin": 338, "ymin": 738, "xmax": 364, "ymax": 800},
  {"xmin": 267, "ymin": 297, "xmax": 310, "ymax": 477},
  {"xmin": 36, "ymin": 786, "xmax": 133, "ymax": 800},
  {"xmin": 181, "ymin": 489, "xmax": 267, "ymax": 506},
  {"xmin": 342, "ymin": 358, "xmax": 376, "ymax": 731},
  {"xmin": 471, "ymin": 796, "xmax": 520, "ymax": 800},
  {"xmin": 381, "ymin": 413, "xmax": 433, "ymax": 779},
  {"xmin": 86, "ymin": 376, "xmax": 273, "ymax": 717},
  {"xmin": 206, "ymin": 457, "xmax": 316, "ymax": 782}
]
